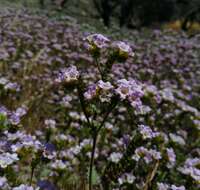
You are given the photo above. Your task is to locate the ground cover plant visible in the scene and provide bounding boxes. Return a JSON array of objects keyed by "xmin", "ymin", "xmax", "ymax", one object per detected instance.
[{"xmin": 0, "ymin": 8, "xmax": 200, "ymax": 190}]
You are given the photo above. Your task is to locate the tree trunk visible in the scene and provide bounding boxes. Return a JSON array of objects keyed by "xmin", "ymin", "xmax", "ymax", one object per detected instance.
[
  {"xmin": 181, "ymin": 7, "xmax": 200, "ymax": 31},
  {"xmin": 120, "ymin": 0, "xmax": 134, "ymax": 27},
  {"xmin": 39, "ymin": 0, "xmax": 45, "ymax": 8},
  {"xmin": 101, "ymin": 0, "xmax": 112, "ymax": 27},
  {"xmin": 60, "ymin": 0, "xmax": 68, "ymax": 8}
]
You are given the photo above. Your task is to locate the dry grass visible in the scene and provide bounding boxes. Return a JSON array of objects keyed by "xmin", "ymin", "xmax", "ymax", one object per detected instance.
[{"xmin": 163, "ymin": 20, "xmax": 200, "ymax": 32}]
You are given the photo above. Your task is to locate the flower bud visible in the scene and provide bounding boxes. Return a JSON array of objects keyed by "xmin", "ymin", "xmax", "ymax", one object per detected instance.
[
  {"xmin": 84, "ymin": 34, "xmax": 110, "ymax": 57},
  {"xmin": 111, "ymin": 41, "xmax": 134, "ymax": 61}
]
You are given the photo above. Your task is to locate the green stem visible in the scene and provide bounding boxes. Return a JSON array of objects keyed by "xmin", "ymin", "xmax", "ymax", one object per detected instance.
[
  {"xmin": 94, "ymin": 57, "xmax": 104, "ymax": 80},
  {"xmin": 77, "ymin": 75, "xmax": 118, "ymax": 190},
  {"xmin": 97, "ymin": 97, "xmax": 118, "ymax": 133},
  {"xmin": 89, "ymin": 132, "xmax": 98, "ymax": 190},
  {"xmin": 77, "ymin": 81, "xmax": 92, "ymax": 128},
  {"xmin": 30, "ymin": 165, "xmax": 35, "ymax": 186},
  {"xmin": 102, "ymin": 54, "xmax": 115, "ymax": 81},
  {"xmin": 89, "ymin": 99, "xmax": 118, "ymax": 190}
]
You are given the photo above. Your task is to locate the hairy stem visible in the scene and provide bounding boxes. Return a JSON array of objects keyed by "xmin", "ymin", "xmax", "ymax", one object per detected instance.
[
  {"xmin": 97, "ymin": 99, "xmax": 118, "ymax": 133},
  {"xmin": 89, "ymin": 98, "xmax": 118, "ymax": 190},
  {"xmin": 77, "ymin": 81, "xmax": 92, "ymax": 128}
]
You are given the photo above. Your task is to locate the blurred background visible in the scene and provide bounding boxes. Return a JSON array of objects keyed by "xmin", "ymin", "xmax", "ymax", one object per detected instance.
[{"xmin": 1, "ymin": 0, "xmax": 200, "ymax": 33}]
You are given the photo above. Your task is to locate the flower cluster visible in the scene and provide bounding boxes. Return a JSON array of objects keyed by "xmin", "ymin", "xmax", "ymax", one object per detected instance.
[
  {"xmin": 157, "ymin": 183, "xmax": 186, "ymax": 190},
  {"xmin": 178, "ymin": 158, "xmax": 200, "ymax": 182},
  {"xmin": 84, "ymin": 80, "xmax": 114, "ymax": 102},
  {"xmin": 13, "ymin": 184, "xmax": 34, "ymax": 190},
  {"xmin": 166, "ymin": 148, "xmax": 176, "ymax": 168},
  {"xmin": 0, "ymin": 106, "xmax": 27, "ymax": 126},
  {"xmin": 85, "ymin": 33, "xmax": 133, "ymax": 61},
  {"xmin": 118, "ymin": 173, "xmax": 136, "ymax": 185},
  {"xmin": 132, "ymin": 147, "xmax": 162, "ymax": 164},
  {"xmin": 138, "ymin": 125, "xmax": 160, "ymax": 139},
  {"xmin": 0, "ymin": 152, "xmax": 19, "ymax": 168},
  {"xmin": 115, "ymin": 79, "xmax": 144, "ymax": 109},
  {"xmin": 0, "ymin": 177, "xmax": 10, "ymax": 189},
  {"xmin": 111, "ymin": 41, "xmax": 134, "ymax": 61},
  {"xmin": 108, "ymin": 152, "xmax": 123, "ymax": 163},
  {"xmin": 56, "ymin": 66, "xmax": 79, "ymax": 84},
  {"xmin": 85, "ymin": 33, "xmax": 110, "ymax": 50},
  {"xmin": 0, "ymin": 77, "xmax": 20, "ymax": 92}
]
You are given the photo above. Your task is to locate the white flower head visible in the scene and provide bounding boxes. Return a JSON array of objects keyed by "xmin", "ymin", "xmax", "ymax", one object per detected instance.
[{"xmin": 109, "ymin": 152, "xmax": 122, "ymax": 163}]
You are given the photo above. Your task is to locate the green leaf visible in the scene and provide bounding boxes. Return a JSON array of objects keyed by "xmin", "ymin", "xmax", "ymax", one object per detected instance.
[
  {"xmin": 0, "ymin": 113, "xmax": 10, "ymax": 131},
  {"xmin": 87, "ymin": 166, "xmax": 100, "ymax": 185}
]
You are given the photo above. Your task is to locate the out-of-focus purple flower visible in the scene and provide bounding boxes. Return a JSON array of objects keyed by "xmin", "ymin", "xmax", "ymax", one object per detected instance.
[
  {"xmin": 138, "ymin": 125, "xmax": 160, "ymax": 140},
  {"xmin": 60, "ymin": 95, "xmax": 72, "ymax": 108},
  {"xmin": 157, "ymin": 183, "xmax": 185, "ymax": 190},
  {"xmin": 122, "ymin": 134, "xmax": 130, "ymax": 147},
  {"xmin": 44, "ymin": 119, "xmax": 56, "ymax": 130},
  {"xmin": 0, "ymin": 177, "xmax": 9, "ymax": 189},
  {"xmin": 108, "ymin": 152, "xmax": 123, "ymax": 163},
  {"xmin": 0, "ymin": 77, "xmax": 20, "ymax": 92},
  {"xmin": 13, "ymin": 184, "xmax": 34, "ymax": 190},
  {"xmin": 0, "ymin": 77, "xmax": 9, "ymax": 85},
  {"xmin": 43, "ymin": 143, "xmax": 57, "ymax": 160},
  {"xmin": 9, "ymin": 114, "xmax": 20, "ymax": 125},
  {"xmin": 157, "ymin": 182, "xmax": 169, "ymax": 190},
  {"xmin": 98, "ymin": 80, "xmax": 113, "ymax": 90},
  {"xmin": 37, "ymin": 180, "xmax": 57, "ymax": 190},
  {"xmin": 4, "ymin": 82, "xmax": 20, "ymax": 91},
  {"xmin": 132, "ymin": 147, "xmax": 161, "ymax": 164},
  {"xmin": 84, "ymin": 83, "xmax": 98, "ymax": 100},
  {"xmin": 0, "ymin": 152, "xmax": 19, "ymax": 168},
  {"xmin": 171, "ymin": 185, "xmax": 186, "ymax": 190},
  {"xmin": 185, "ymin": 158, "xmax": 200, "ymax": 167},
  {"xmin": 56, "ymin": 66, "xmax": 79, "ymax": 84},
  {"xmin": 169, "ymin": 133, "xmax": 186, "ymax": 146},
  {"xmin": 11, "ymin": 134, "xmax": 42, "ymax": 153},
  {"xmin": 15, "ymin": 107, "xmax": 27, "ymax": 117},
  {"xmin": 51, "ymin": 159, "xmax": 70, "ymax": 170},
  {"xmin": 118, "ymin": 173, "xmax": 136, "ymax": 185},
  {"xmin": 0, "ymin": 106, "xmax": 10, "ymax": 116},
  {"xmin": 9, "ymin": 106, "xmax": 27, "ymax": 125},
  {"xmin": 166, "ymin": 148, "xmax": 176, "ymax": 168},
  {"xmin": 160, "ymin": 88, "xmax": 175, "ymax": 102},
  {"xmin": 150, "ymin": 149, "xmax": 162, "ymax": 160},
  {"xmin": 178, "ymin": 158, "xmax": 200, "ymax": 182},
  {"xmin": 45, "ymin": 142, "xmax": 56, "ymax": 152}
]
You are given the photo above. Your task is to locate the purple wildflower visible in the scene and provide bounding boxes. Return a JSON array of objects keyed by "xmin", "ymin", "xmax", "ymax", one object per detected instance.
[
  {"xmin": 85, "ymin": 34, "xmax": 110, "ymax": 50},
  {"xmin": 56, "ymin": 66, "xmax": 79, "ymax": 84}
]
